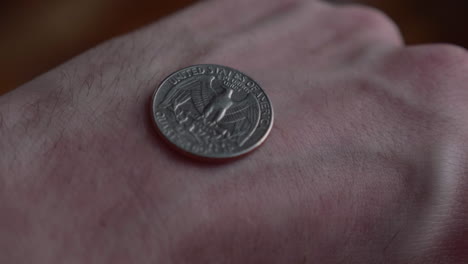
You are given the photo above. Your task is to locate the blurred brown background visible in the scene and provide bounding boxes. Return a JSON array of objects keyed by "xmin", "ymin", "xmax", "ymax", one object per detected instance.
[{"xmin": 1, "ymin": 0, "xmax": 467, "ymax": 95}]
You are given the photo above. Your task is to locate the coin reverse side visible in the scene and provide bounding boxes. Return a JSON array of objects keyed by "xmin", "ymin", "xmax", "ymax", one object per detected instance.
[{"xmin": 152, "ymin": 64, "xmax": 274, "ymax": 160}]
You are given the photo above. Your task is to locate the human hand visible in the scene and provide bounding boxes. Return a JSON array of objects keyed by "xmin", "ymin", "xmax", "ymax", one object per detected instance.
[{"xmin": 1, "ymin": 0, "xmax": 468, "ymax": 263}]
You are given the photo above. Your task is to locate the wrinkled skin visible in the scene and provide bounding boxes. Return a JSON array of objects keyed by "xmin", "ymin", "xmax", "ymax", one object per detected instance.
[{"xmin": 1, "ymin": 0, "xmax": 468, "ymax": 263}]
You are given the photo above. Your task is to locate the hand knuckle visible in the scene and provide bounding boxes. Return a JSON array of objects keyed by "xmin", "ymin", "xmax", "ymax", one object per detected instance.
[
  {"xmin": 414, "ymin": 45, "xmax": 468, "ymax": 114},
  {"xmin": 394, "ymin": 45, "xmax": 468, "ymax": 87},
  {"xmin": 337, "ymin": 5, "xmax": 402, "ymax": 43},
  {"xmin": 413, "ymin": 44, "xmax": 468, "ymax": 70},
  {"xmin": 389, "ymin": 45, "xmax": 468, "ymax": 102}
]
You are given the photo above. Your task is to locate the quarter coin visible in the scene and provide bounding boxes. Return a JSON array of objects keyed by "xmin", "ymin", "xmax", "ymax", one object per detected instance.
[{"xmin": 152, "ymin": 64, "xmax": 274, "ymax": 160}]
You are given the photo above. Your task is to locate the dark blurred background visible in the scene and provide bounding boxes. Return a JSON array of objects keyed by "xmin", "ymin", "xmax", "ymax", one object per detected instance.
[{"xmin": 1, "ymin": 0, "xmax": 467, "ymax": 95}]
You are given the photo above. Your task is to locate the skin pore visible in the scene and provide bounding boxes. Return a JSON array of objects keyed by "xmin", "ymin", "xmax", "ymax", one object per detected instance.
[{"xmin": 1, "ymin": 0, "xmax": 468, "ymax": 263}]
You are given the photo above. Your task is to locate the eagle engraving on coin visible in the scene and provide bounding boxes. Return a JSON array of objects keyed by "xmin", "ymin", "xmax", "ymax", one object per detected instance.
[{"xmin": 152, "ymin": 65, "xmax": 274, "ymax": 160}]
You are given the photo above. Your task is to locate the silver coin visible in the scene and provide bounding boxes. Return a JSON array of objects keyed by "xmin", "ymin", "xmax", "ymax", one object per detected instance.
[{"xmin": 151, "ymin": 64, "xmax": 274, "ymax": 160}]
